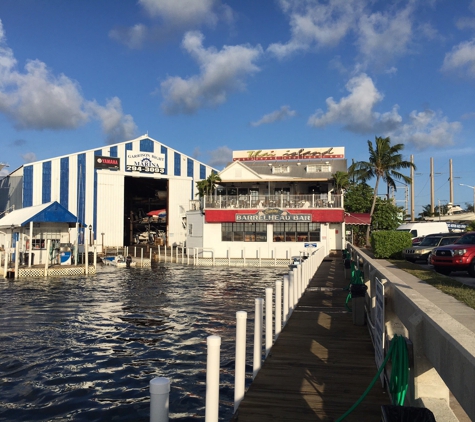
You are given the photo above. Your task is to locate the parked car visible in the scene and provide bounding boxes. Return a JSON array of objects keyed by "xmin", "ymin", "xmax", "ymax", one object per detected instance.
[
  {"xmin": 429, "ymin": 231, "xmax": 475, "ymax": 276},
  {"xmin": 403, "ymin": 233, "xmax": 460, "ymax": 263}
]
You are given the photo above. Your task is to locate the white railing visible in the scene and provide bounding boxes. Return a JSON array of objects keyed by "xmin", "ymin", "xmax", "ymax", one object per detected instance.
[
  {"xmin": 190, "ymin": 193, "xmax": 343, "ymax": 210},
  {"xmin": 149, "ymin": 246, "xmax": 326, "ymax": 421}
]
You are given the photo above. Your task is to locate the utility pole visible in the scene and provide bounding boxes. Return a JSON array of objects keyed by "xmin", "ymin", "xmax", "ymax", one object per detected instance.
[
  {"xmin": 410, "ymin": 155, "xmax": 415, "ymax": 221},
  {"xmin": 449, "ymin": 159, "xmax": 454, "ymax": 204},
  {"xmin": 430, "ymin": 157, "xmax": 435, "ymax": 215}
]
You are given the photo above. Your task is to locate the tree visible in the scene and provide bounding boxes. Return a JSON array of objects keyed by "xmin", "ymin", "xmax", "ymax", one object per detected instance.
[
  {"xmin": 332, "ymin": 171, "xmax": 349, "ymax": 194},
  {"xmin": 351, "ymin": 136, "xmax": 416, "ymax": 245},
  {"xmin": 195, "ymin": 172, "xmax": 222, "ymax": 198},
  {"xmin": 344, "ymin": 182, "xmax": 373, "ymax": 213},
  {"xmin": 418, "ymin": 204, "xmax": 433, "ymax": 219},
  {"xmin": 371, "ymin": 198, "xmax": 404, "ymax": 231}
]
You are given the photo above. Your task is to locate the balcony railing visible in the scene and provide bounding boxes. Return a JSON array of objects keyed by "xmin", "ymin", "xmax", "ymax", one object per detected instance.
[{"xmin": 190, "ymin": 194, "xmax": 342, "ymax": 210}]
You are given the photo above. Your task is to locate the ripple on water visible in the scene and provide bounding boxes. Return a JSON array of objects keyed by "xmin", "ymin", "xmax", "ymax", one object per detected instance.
[{"xmin": 0, "ymin": 264, "xmax": 283, "ymax": 421}]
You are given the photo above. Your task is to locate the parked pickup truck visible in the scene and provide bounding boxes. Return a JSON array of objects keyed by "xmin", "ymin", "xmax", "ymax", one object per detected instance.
[{"xmin": 429, "ymin": 231, "xmax": 475, "ymax": 276}]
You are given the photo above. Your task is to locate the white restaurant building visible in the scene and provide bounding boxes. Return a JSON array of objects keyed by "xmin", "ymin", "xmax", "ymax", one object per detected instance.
[{"xmin": 186, "ymin": 146, "xmax": 355, "ymax": 260}]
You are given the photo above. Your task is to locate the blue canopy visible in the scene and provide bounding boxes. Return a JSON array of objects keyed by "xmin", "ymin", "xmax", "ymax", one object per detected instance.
[{"xmin": 0, "ymin": 201, "xmax": 82, "ymax": 228}]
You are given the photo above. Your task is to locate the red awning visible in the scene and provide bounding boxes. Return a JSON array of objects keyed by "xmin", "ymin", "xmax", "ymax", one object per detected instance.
[
  {"xmin": 147, "ymin": 209, "xmax": 166, "ymax": 217},
  {"xmin": 344, "ymin": 213, "xmax": 371, "ymax": 225}
]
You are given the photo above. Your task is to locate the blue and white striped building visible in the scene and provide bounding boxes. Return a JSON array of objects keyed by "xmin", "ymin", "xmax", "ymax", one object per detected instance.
[{"xmin": 0, "ymin": 135, "xmax": 216, "ymax": 248}]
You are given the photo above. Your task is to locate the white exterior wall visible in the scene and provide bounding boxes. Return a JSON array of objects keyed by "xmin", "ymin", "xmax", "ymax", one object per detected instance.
[
  {"xmin": 168, "ymin": 178, "xmax": 192, "ymax": 246},
  {"xmin": 32, "ymin": 163, "xmax": 42, "ymax": 205},
  {"xmin": 96, "ymin": 172, "xmax": 125, "ymax": 247},
  {"xmin": 186, "ymin": 211, "xmax": 204, "ymax": 250}
]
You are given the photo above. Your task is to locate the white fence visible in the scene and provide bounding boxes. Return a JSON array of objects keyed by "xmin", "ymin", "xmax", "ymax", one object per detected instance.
[{"xmin": 148, "ymin": 245, "xmax": 327, "ymax": 421}]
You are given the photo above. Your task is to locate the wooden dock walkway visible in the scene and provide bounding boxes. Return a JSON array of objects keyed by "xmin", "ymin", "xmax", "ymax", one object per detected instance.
[{"xmin": 232, "ymin": 253, "xmax": 389, "ymax": 422}]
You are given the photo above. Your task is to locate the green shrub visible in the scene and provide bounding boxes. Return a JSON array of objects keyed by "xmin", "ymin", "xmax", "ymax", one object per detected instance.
[{"xmin": 371, "ymin": 230, "xmax": 412, "ymax": 259}]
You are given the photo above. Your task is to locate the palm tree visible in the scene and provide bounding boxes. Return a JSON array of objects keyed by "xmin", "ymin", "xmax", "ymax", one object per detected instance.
[
  {"xmin": 351, "ymin": 136, "xmax": 416, "ymax": 245},
  {"xmin": 195, "ymin": 172, "xmax": 222, "ymax": 198},
  {"xmin": 332, "ymin": 171, "xmax": 349, "ymax": 194}
]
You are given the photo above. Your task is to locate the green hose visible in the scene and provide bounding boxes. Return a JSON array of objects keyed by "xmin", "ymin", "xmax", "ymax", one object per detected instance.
[{"xmin": 336, "ymin": 335, "xmax": 409, "ymax": 421}]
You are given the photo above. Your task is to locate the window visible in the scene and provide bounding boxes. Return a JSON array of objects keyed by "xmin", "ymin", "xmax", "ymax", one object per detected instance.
[
  {"xmin": 273, "ymin": 223, "xmax": 320, "ymax": 242},
  {"xmin": 272, "ymin": 165, "xmax": 290, "ymax": 174},
  {"xmin": 221, "ymin": 223, "xmax": 267, "ymax": 242},
  {"xmin": 306, "ymin": 164, "xmax": 331, "ymax": 173},
  {"xmin": 32, "ymin": 238, "xmax": 60, "ymax": 249}
]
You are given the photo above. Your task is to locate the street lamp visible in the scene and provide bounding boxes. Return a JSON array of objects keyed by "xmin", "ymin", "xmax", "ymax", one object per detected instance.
[
  {"xmin": 88, "ymin": 225, "xmax": 92, "ymax": 246},
  {"xmin": 460, "ymin": 184, "xmax": 475, "ymax": 214}
]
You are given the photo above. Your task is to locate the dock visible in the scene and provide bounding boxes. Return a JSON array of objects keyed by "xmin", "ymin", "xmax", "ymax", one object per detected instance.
[{"xmin": 232, "ymin": 253, "xmax": 389, "ymax": 421}]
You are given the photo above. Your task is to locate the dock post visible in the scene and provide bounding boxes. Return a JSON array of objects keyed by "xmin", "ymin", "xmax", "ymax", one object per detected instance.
[
  {"xmin": 283, "ymin": 275, "xmax": 289, "ymax": 324},
  {"xmin": 150, "ymin": 377, "xmax": 170, "ymax": 422},
  {"xmin": 288, "ymin": 271, "xmax": 294, "ymax": 317},
  {"xmin": 234, "ymin": 311, "xmax": 247, "ymax": 413},
  {"xmin": 253, "ymin": 298, "xmax": 263, "ymax": 379},
  {"xmin": 14, "ymin": 242, "xmax": 19, "ymax": 279},
  {"xmin": 265, "ymin": 287, "xmax": 273, "ymax": 357},
  {"xmin": 205, "ymin": 335, "xmax": 221, "ymax": 422},
  {"xmin": 275, "ymin": 280, "xmax": 282, "ymax": 339},
  {"xmin": 45, "ymin": 239, "xmax": 51, "ymax": 277}
]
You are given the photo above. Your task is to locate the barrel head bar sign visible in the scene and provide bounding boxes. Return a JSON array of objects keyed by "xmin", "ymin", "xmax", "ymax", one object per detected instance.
[{"xmin": 235, "ymin": 208, "xmax": 311, "ymax": 222}]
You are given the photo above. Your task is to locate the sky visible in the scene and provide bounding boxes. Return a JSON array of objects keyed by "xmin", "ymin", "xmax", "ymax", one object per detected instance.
[{"xmin": 1, "ymin": 0, "xmax": 475, "ymax": 215}]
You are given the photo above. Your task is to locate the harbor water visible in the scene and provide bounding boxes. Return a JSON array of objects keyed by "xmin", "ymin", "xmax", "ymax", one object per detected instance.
[{"xmin": 0, "ymin": 263, "xmax": 284, "ymax": 421}]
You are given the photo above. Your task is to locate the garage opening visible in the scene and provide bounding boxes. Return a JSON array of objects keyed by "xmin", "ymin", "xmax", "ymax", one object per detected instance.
[{"xmin": 123, "ymin": 177, "xmax": 168, "ymax": 246}]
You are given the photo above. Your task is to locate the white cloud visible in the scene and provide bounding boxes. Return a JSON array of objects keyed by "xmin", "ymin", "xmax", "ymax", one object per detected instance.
[
  {"xmin": 207, "ymin": 146, "xmax": 232, "ymax": 169},
  {"xmin": 441, "ymin": 39, "xmax": 475, "ymax": 78},
  {"xmin": 251, "ymin": 105, "xmax": 296, "ymax": 126},
  {"xmin": 87, "ymin": 97, "xmax": 138, "ymax": 145},
  {"xmin": 109, "ymin": 24, "xmax": 148, "ymax": 50},
  {"xmin": 390, "ymin": 109, "xmax": 462, "ymax": 149},
  {"xmin": 268, "ymin": 0, "xmax": 363, "ymax": 59},
  {"xmin": 356, "ymin": 5, "xmax": 414, "ymax": 66},
  {"xmin": 161, "ymin": 31, "xmax": 262, "ymax": 114},
  {"xmin": 21, "ymin": 152, "xmax": 37, "ymax": 163},
  {"xmin": 307, "ymin": 73, "xmax": 460, "ymax": 149},
  {"xmin": 0, "ymin": 19, "xmax": 137, "ymax": 143},
  {"xmin": 307, "ymin": 73, "xmax": 392, "ymax": 132},
  {"xmin": 139, "ymin": 0, "xmax": 219, "ymax": 27},
  {"xmin": 111, "ymin": 0, "xmax": 234, "ymax": 49}
]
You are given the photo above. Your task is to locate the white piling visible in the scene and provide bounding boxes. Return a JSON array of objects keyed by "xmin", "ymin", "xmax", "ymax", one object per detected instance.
[
  {"xmin": 288, "ymin": 271, "xmax": 294, "ymax": 317},
  {"xmin": 283, "ymin": 275, "xmax": 289, "ymax": 324},
  {"xmin": 253, "ymin": 298, "xmax": 263, "ymax": 379},
  {"xmin": 265, "ymin": 287, "xmax": 273, "ymax": 358},
  {"xmin": 293, "ymin": 267, "xmax": 298, "ymax": 307},
  {"xmin": 45, "ymin": 239, "xmax": 51, "ymax": 276},
  {"xmin": 205, "ymin": 335, "xmax": 221, "ymax": 422},
  {"xmin": 14, "ymin": 241, "xmax": 19, "ymax": 279},
  {"xmin": 150, "ymin": 377, "xmax": 170, "ymax": 422},
  {"xmin": 234, "ymin": 311, "xmax": 247, "ymax": 413},
  {"xmin": 275, "ymin": 280, "xmax": 282, "ymax": 339}
]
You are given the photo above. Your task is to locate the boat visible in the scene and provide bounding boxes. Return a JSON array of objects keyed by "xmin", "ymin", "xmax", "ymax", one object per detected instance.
[{"xmin": 102, "ymin": 255, "xmax": 136, "ymax": 268}]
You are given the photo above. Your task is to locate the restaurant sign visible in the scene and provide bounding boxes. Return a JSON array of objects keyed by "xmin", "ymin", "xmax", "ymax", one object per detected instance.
[
  {"xmin": 235, "ymin": 208, "xmax": 311, "ymax": 222},
  {"xmin": 126, "ymin": 152, "xmax": 165, "ymax": 174},
  {"xmin": 232, "ymin": 146, "xmax": 345, "ymax": 161}
]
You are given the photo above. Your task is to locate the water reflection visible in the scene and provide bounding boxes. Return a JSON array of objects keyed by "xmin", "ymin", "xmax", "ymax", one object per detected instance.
[{"xmin": 0, "ymin": 264, "xmax": 284, "ymax": 421}]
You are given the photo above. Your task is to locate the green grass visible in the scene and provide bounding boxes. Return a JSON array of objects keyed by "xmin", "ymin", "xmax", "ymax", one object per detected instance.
[{"xmin": 388, "ymin": 259, "xmax": 475, "ymax": 310}]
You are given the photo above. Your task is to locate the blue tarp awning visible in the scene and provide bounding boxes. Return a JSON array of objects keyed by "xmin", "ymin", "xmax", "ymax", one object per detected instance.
[{"xmin": 0, "ymin": 201, "xmax": 81, "ymax": 229}]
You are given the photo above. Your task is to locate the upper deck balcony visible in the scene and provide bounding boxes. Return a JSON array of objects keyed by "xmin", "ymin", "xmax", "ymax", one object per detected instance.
[{"xmin": 190, "ymin": 193, "xmax": 343, "ymax": 211}]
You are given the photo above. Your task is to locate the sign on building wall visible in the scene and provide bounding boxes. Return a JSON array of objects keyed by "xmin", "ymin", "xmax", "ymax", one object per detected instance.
[
  {"xmin": 235, "ymin": 208, "xmax": 311, "ymax": 222},
  {"xmin": 126, "ymin": 152, "xmax": 165, "ymax": 174},
  {"xmin": 94, "ymin": 156, "xmax": 120, "ymax": 170},
  {"xmin": 232, "ymin": 147, "xmax": 345, "ymax": 161}
]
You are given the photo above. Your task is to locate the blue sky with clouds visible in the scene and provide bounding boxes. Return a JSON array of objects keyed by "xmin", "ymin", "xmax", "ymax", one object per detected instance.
[{"xmin": 1, "ymin": 0, "xmax": 475, "ymax": 214}]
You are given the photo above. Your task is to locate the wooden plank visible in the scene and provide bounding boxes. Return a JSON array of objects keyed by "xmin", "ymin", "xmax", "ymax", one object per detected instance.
[{"xmin": 232, "ymin": 255, "xmax": 389, "ymax": 422}]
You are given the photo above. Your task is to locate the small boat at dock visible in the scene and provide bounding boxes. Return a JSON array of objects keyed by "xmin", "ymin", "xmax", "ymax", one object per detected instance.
[{"xmin": 102, "ymin": 255, "xmax": 136, "ymax": 268}]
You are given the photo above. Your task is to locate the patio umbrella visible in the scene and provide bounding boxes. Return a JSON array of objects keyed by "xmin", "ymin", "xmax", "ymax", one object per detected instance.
[{"xmin": 147, "ymin": 209, "xmax": 166, "ymax": 217}]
